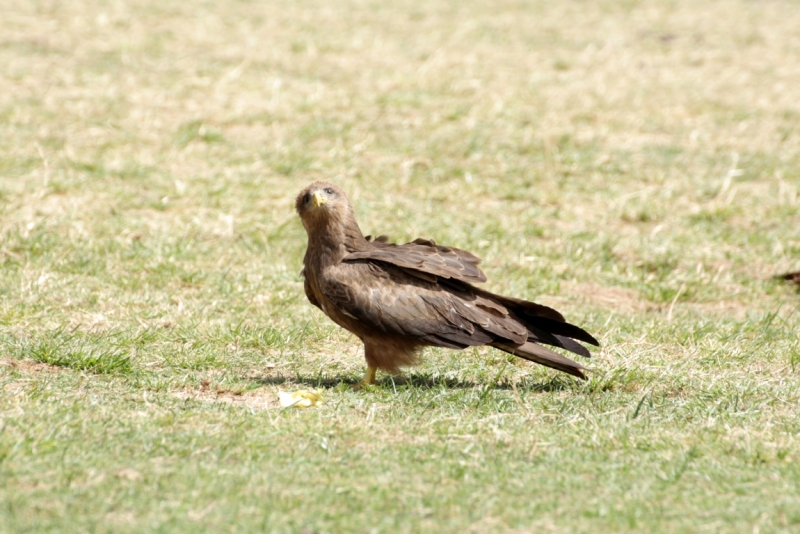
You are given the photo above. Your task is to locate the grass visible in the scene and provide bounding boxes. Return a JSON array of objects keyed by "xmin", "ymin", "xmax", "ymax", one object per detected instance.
[{"xmin": 2, "ymin": 0, "xmax": 800, "ymax": 531}]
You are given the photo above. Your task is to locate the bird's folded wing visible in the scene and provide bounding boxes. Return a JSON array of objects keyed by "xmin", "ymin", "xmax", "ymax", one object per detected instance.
[
  {"xmin": 343, "ymin": 237, "xmax": 487, "ymax": 284},
  {"xmin": 320, "ymin": 264, "xmax": 526, "ymax": 349}
]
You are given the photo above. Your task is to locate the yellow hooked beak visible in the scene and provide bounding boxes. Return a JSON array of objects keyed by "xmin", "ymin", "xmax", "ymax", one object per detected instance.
[{"xmin": 312, "ymin": 191, "xmax": 327, "ymax": 207}]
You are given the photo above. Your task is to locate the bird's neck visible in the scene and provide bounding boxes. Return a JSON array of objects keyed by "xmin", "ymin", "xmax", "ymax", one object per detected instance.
[{"xmin": 305, "ymin": 219, "xmax": 368, "ymax": 267}]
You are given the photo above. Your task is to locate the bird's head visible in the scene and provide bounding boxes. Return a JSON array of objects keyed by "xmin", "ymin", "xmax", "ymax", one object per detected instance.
[{"xmin": 295, "ymin": 181, "xmax": 357, "ymax": 235}]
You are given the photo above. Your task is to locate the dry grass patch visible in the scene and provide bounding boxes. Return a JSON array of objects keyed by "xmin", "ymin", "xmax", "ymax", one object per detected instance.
[
  {"xmin": 2, "ymin": 0, "xmax": 800, "ymax": 532},
  {"xmin": 0, "ymin": 358, "xmax": 63, "ymax": 375},
  {"xmin": 171, "ymin": 382, "xmax": 279, "ymax": 411},
  {"xmin": 1, "ymin": 358, "xmax": 65, "ymax": 398},
  {"xmin": 557, "ymin": 282, "xmax": 653, "ymax": 313}
]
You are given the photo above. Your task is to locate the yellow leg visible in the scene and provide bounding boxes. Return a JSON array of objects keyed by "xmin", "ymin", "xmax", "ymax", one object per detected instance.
[{"xmin": 360, "ymin": 365, "xmax": 377, "ymax": 387}]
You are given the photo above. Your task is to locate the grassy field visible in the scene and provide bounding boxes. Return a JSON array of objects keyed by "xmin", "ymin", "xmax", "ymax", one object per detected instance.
[{"xmin": 2, "ymin": 0, "xmax": 800, "ymax": 532}]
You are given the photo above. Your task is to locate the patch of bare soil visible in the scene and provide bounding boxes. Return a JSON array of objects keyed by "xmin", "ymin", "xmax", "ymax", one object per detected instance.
[
  {"xmin": 687, "ymin": 300, "xmax": 750, "ymax": 321},
  {"xmin": 171, "ymin": 380, "xmax": 280, "ymax": 410},
  {"xmin": 559, "ymin": 283, "xmax": 753, "ymax": 320},
  {"xmin": 1, "ymin": 358, "xmax": 64, "ymax": 397},
  {"xmin": 549, "ymin": 282, "xmax": 653, "ymax": 313},
  {"xmin": 0, "ymin": 358, "xmax": 61, "ymax": 374}
]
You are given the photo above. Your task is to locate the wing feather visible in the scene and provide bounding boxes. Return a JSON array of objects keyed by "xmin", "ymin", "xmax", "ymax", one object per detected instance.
[
  {"xmin": 344, "ymin": 237, "xmax": 487, "ymax": 283},
  {"xmin": 317, "ymin": 260, "xmax": 595, "ymax": 374},
  {"xmin": 493, "ymin": 342, "xmax": 588, "ymax": 379},
  {"xmin": 320, "ymin": 263, "xmax": 517, "ymax": 348}
]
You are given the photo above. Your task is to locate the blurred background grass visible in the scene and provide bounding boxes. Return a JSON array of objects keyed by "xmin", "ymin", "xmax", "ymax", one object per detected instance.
[{"xmin": 1, "ymin": 0, "xmax": 799, "ymax": 532}]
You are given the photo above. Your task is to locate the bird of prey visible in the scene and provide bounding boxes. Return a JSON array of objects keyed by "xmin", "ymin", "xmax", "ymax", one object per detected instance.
[{"xmin": 295, "ymin": 181, "xmax": 599, "ymax": 386}]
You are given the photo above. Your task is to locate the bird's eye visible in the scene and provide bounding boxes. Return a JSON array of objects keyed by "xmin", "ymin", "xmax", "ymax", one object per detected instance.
[
  {"xmin": 302, "ymin": 192, "xmax": 311, "ymax": 204},
  {"xmin": 325, "ymin": 187, "xmax": 335, "ymax": 195}
]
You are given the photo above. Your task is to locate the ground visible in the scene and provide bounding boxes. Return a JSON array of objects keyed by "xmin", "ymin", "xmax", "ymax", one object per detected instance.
[{"xmin": 1, "ymin": 0, "xmax": 799, "ymax": 532}]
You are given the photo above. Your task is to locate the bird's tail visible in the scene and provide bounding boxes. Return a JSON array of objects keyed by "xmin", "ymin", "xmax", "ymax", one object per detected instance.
[
  {"xmin": 472, "ymin": 288, "xmax": 599, "ymax": 379},
  {"xmin": 492, "ymin": 341, "xmax": 589, "ymax": 379}
]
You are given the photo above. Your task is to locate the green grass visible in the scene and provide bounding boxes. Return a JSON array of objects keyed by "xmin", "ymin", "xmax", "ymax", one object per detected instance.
[{"xmin": 2, "ymin": 0, "xmax": 800, "ymax": 532}]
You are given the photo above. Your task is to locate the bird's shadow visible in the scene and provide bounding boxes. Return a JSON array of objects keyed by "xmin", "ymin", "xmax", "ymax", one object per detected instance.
[{"xmin": 250, "ymin": 372, "xmax": 577, "ymax": 393}]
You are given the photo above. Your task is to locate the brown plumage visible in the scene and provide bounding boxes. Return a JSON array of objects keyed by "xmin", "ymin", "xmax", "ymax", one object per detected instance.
[{"xmin": 295, "ymin": 181, "xmax": 600, "ymax": 385}]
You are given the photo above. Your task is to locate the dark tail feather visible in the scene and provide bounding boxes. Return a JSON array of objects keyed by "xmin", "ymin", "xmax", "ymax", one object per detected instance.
[
  {"xmin": 473, "ymin": 287, "xmax": 600, "ymax": 347},
  {"xmin": 525, "ymin": 326, "xmax": 593, "ymax": 358},
  {"xmin": 493, "ymin": 342, "xmax": 589, "ymax": 379},
  {"xmin": 527, "ymin": 316, "xmax": 599, "ymax": 346},
  {"xmin": 777, "ymin": 271, "xmax": 800, "ymax": 284},
  {"xmin": 553, "ymin": 335, "xmax": 592, "ymax": 358}
]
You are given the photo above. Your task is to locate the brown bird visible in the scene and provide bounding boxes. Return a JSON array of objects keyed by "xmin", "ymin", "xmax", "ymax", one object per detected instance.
[{"xmin": 296, "ymin": 181, "xmax": 599, "ymax": 386}]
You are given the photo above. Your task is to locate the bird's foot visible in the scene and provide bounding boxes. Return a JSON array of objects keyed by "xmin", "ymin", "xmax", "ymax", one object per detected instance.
[{"xmin": 353, "ymin": 365, "xmax": 377, "ymax": 390}]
